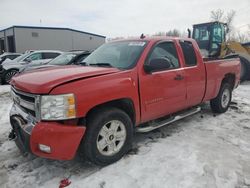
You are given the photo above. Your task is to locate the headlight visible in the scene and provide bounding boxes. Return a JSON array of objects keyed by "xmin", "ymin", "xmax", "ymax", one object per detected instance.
[{"xmin": 41, "ymin": 94, "xmax": 76, "ymax": 120}]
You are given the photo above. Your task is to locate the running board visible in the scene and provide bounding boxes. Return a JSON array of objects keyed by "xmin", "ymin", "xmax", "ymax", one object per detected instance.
[{"xmin": 136, "ymin": 106, "xmax": 201, "ymax": 133}]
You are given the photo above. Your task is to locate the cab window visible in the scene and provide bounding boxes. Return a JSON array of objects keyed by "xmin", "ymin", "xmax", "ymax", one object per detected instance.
[
  {"xmin": 194, "ymin": 26, "xmax": 209, "ymax": 41},
  {"xmin": 179, "ymin": 40, "xmax": 197, "ymax": 66},
  {"xmin": 147, "ymin": 41, "xmax": 180, "ymax": 70},
  {"xmin": 212, "ymin": 24, "xmax": 223, "ymax": 43}
]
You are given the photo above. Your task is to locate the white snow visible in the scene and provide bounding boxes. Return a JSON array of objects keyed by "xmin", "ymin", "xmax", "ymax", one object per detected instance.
[{"xmin": 0, "ymin": 83, "xmax": 250, "ymax": 188}]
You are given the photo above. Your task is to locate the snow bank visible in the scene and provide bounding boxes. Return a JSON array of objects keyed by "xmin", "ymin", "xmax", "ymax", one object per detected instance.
[{"xmin": 0, "ymin": 83, "xmax": 250, "ymax": 188}]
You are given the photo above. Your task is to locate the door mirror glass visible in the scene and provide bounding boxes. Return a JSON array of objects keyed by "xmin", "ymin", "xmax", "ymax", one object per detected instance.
[
  {"xmin": 144, "ymin": 58, "xmax": 171, "ymax": 73},
  {"xmin": 25, "ymin": 57, "xmax": 32, "ymax": 63}
]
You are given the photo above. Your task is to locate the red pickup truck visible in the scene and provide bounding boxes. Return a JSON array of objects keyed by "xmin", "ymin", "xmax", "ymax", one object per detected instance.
[{"xmin": 9, "ymin": 37, "xmax": 240, "ymax": 165}]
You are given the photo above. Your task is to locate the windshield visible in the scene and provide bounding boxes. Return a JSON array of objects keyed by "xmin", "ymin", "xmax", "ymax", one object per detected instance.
[
  {"xmin": 193, "ymin": 26, "xmax": 210, "ymax": 42},
  {"xmin": 83, "ymin": 41, "xmax": 147, "ymax": 69},
  {"xmin": 48, "ymin": 53, "xmax": 77, "ymax": 65}
]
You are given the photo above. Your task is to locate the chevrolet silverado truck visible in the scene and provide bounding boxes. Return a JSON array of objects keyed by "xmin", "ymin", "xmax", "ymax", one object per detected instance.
[{"xmin": 9, "ymin": 37, "xmax": 240, "ymax": 165}]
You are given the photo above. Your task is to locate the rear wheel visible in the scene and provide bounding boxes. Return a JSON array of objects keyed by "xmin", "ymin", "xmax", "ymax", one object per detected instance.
[
  {"xmin": 80, "ymin": 108, "xmax": 133, "ymax": 166},
  {"xmin": 210, "ymin": 83, "xmax": 232, "ymax": 113},
  {"xmin": 3, "ymin": 69, "xmax": 19, "ymax": 84}
]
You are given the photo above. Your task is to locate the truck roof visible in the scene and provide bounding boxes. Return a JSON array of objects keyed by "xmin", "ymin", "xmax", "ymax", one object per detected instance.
[{"xmin": 109, "ymin": 36, "xmax": 195, "ymax": 43}]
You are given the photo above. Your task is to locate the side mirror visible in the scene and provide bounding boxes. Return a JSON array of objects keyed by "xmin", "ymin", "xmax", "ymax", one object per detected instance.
[
  {"xmin": 144, "ymin": 57, "xmax": 171, "ymax": 73},
  {"xmin": 25, "ymin": 58, "xmax": 32, "ymax": 63}
]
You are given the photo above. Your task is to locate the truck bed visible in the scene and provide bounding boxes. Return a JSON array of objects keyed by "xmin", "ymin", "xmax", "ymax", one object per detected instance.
[{"xmin": 203, "ymin": 58, "xmax": 241, "ymax": 101}]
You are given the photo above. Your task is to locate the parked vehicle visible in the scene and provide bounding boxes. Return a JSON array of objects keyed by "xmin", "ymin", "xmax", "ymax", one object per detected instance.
[
  {"xmin": 190, "ymin": 21, "xmax": 250, "ymax": 81},
  {"xmin": 0, "ymin": 50, "xmax": 62, "ymax": 84},
  {"xmin": 9, "ymin": 37, "xmax": 240, "ymax": 165},
  {"xmin": 0, "ymin": 53, "xmax": 21, "ymax": 64},
  {"xmin": 20, "ymin": 51, "xmax": 91, "ymax": 72}
]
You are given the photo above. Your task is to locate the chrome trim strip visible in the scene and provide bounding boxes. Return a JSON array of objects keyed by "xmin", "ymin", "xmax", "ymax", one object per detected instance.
[
  {"xmin": 11, "ymin": 87, "xmax": 36, "ymax": 98},
  {"xmin": 11, "ymin": 90, "xmax": 35, "ymax": 110},
  {"xmin": 136, "ymin": 107, "xmax": 201, "ymax": 133},
  {"xmin": 34, "ymin": 95, "xmax": 41, "ymax": 121},
  {"xmin": 11, "ymin": 86, "xmax": 41, "ymax": 121}
]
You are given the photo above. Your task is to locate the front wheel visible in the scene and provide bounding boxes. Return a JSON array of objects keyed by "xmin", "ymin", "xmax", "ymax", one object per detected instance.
[
  {"xmin": 210, "ymin": 83, "xmax": 232, "ymax": 113},
  {"xmin": 3, "ymin": 69, "xmax": 19, "ymax": 84},
  {"xmin": 80, "ymin": 108, "xmax": 133, "ymax": 166}
]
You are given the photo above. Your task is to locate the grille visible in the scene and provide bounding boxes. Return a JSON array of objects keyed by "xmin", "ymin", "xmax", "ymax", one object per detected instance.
[{"xmin": 11, "ymin": 87, "xmax": 39, "ymax": 119}]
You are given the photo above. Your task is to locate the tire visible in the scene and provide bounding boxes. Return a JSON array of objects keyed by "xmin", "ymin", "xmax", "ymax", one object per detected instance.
[
  {"xmin": 210, "ymin": 83, "xmax": 232, "ymax": 113},
  {"xmin": 239, "ymin": 57, "xmax": 248, "ymax": 81},
  {"xmin": 80, "ymin": 107, "xmax": 133, "ymax": 166},
  {"xmin": 3, "ymin": 69, "xmax": 19, "ymax": 84}
]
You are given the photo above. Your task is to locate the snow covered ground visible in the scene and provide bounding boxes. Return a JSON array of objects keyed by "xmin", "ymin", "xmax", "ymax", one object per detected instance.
[{"xmin": 0, "ymin": 83, "xmax": 250, "ymax": 188}]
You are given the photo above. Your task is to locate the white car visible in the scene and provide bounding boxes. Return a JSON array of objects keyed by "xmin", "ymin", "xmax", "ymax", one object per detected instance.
[
  {"xmin": 0, "ymin": 53, "xmax": 21, "ymax": 64},
  {"xmin": 1, "ymin": 50, "xmax": 62, "ymax": 84}
]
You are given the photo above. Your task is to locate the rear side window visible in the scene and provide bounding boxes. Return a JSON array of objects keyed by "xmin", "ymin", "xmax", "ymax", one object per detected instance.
[
  {"xmin": 180, "ymin": 41, "xmax": 197, "ymax": 66},
  {"xmin": 43, "ymin": 53, "xmax": 60, "ymax": 59}
]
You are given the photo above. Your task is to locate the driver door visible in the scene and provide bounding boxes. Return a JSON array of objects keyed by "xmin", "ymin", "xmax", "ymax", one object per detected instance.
[
  {"xmin": 139, "ymin": 41, "xmax": 187, "ymax": 122},
  {"xmin": 25, "ymin": 52, "xmax": 43, "ymax": 65}
]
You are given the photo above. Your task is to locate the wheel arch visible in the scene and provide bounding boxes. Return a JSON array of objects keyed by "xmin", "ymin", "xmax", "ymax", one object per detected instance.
[
  {"xmin": 4, "ymin": 68, "xmax": 19, "ymax": 73},
  {"xmin": 221, "ymin": 73, "xmax": 235, "ymax": 90},
  {"xmin": 85, "ymin": 98, "xmax": 136, "ymax": 127},
  {"xmin": 3, "ymin": 68, "xmax": 19, "ymax": 83}
]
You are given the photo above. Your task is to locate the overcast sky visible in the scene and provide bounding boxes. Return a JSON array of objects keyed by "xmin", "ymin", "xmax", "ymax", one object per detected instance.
[{"xmin": 0, "ymin": 0, "xmax": 249, "ymax": 38}]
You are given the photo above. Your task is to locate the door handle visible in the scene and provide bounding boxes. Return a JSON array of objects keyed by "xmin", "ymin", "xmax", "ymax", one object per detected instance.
[{"xmin": 174, "ymin": 74, "xmax": 184, "ymax": 80}]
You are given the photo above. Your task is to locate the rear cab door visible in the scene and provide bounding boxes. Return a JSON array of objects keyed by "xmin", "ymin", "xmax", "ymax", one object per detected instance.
[
  {"xmin": 139, "ymin": 39, "xmax": 187, "ymax": 122},
  {"xmin": 178, "ymin": 40, "xmax": 206, "ymax": 107}
]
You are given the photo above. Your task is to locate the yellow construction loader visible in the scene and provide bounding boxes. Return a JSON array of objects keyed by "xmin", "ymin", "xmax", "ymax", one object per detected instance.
[{"xmin": 189, "ymin": 21, "xmax": 250, "ymax": 81}]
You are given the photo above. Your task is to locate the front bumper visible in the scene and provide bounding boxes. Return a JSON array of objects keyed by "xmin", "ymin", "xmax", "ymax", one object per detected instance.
[{"xmin": 9, "ymin": 103, "xmax": 86, "ymax": 160}]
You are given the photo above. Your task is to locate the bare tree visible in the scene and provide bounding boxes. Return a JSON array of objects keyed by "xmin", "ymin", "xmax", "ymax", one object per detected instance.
[
  {"xmin": 153, "ymin": 32, "xmax": 166, "ymax": 36},
  {"xmin": 210, "ymin": 9, "xmax": 224, "ymax": 22},
  {"xmin": 210, "ymin": 9, "xmax": 236, "ymax": 35},
  {"xmin": 209, "ymin": 9, "xmax": 249, "ymax": 42},
  {"xmin": 153, "ymin": 29, "xmax": 182, "ymax": 37},
  {"xmin": 234, "ymin": 32, "xmax": 249, "ymax": 43},
  {"xmin": 225, "ymin": 10, "xmax": 236, "ymax": 31},
  {"xmin": 166, "ymin": 29, "xmax": 181, "ymax": 37}
]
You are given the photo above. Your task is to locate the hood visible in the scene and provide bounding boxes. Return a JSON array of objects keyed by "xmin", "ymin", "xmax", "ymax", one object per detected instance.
[
  {"xmin": 2, "ymin": 60, "xmax": 25, "ymax": 70},
  {"xmin": 11, "ymin": 65, "xmax": 120, "ymax": 94},
  {"xmin": 20, "ymin": 64, "xmax": 57, "ymax": 73},
  {"xmin": 2, "ymin": 59, "xmax": 16, "ymax": 66}
]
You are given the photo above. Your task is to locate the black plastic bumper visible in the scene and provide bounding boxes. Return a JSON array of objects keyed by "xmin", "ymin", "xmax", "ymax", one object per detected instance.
[
  {"xmin": 9, "ymin": 103, "xmax": 36, "ymax": 155},
  {"xmin": 9, "ymin": 116, "xmax": 31, "ymax": 155}
]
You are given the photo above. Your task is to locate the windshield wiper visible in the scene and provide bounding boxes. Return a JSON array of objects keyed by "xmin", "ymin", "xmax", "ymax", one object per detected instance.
[
  {"xmin": 78, "ymin": 61, "xmax": 87, "ymax": 66},
  {"xmin": 89, "ymin": 63, "xmax": 113, "ymax": 67}
]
